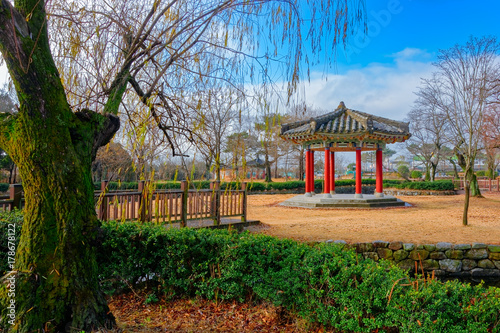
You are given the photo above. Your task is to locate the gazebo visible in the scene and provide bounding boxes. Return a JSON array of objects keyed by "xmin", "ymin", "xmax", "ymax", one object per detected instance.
[{"xmin": 280, "ymin": 102, "xmax": 411, "ymax": 208}]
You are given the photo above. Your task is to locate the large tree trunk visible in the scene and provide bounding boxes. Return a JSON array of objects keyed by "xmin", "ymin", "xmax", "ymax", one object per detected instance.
[
  {"xmin": 0, "ymin": 100, "xmax": 119, "ymax": 332},
  {"xmin": 9, "ymin": 118, "xmax": 115, "ymax": 332},
  {"xmin": 0, "ymin": 1, "xmax": 121, "ymax": 330}
]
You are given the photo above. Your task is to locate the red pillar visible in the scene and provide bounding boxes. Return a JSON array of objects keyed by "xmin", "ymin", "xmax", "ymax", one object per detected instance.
[
  {"xmin": 309, "ymin": 150, "xmax": 315, "ymax": 195},
  {"xmin": 375, "ymin": 148, "xmax": 384, "ymax": 197},
  {"xmin": 330, "ymin": 151, "xmax": 335, "ymax": 194},
  {"xmin": 305, "ymin": 149, "xmax": 311, "ymax": 195},
  {"xmin": 324, "ymin": 148, "xmax": 330, "ymax": 194},
  {"xmin": 355, "ymin": 148, "xmax": 362, "ymax": 198}
]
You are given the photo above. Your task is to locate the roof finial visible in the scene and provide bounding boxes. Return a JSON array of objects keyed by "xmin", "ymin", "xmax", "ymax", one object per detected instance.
[{"xmin": 338, "ymin": 101, "xmax": 346, "ymax": 109}]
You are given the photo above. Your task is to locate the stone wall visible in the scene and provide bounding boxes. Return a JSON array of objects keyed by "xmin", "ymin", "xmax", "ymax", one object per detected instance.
[
  {"xmin": 329, "ymin": 240, "xmax": 500, "ymax": 278},
  {"xmin": 383, "ymin": 189, "xmax": 456, "ymax": 196}
]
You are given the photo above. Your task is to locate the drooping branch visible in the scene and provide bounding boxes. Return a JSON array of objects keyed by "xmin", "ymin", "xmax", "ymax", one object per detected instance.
[{"xmin": 128, "ymin": 75, "xmax": 202, "ymax": 157}]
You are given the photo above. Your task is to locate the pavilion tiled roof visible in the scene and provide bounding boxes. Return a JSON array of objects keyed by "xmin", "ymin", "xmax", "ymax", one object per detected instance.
[{"xmin": 280, "ymin": 102, "xmax": 410, "ymax": 144}]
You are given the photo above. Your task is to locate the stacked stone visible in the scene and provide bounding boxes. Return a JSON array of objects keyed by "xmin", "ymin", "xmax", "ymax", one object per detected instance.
[
  {"xmin": 383, "ymin": 189, "xmax": 456, "ymax": 196},
  {"xmin": 332, "ymin": 240, "xmax": 500, "ymax": 278}
]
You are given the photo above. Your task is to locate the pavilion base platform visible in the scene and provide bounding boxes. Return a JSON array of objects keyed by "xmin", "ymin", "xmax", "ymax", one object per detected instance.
[{"xmin": 280, "ymin": 193, "xmax": 407, "ymax": 208}]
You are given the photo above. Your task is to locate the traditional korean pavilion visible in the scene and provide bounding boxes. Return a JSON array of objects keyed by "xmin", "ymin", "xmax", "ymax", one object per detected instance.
[{"xmin": 280, "ymin": 102, "xmax": 411, "ymax": 207}]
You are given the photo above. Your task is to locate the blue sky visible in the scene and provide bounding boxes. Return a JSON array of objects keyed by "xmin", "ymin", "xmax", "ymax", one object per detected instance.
[
  {"xmin": 302, "ymin": 0, "xmax": 500, "ymax": 121},
  {"xmin": 2, "ymin": 1, "xmax": 500, "ymax": 122}
]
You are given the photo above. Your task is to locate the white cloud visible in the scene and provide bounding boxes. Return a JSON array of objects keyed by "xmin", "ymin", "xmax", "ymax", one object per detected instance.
[
  {"xmin": 301, "ymin": 49, "xmax": 435, "ymax": 121},
  {"xmin": 390, "ymin": 47, "xmax": 431, "ymax": 61}
]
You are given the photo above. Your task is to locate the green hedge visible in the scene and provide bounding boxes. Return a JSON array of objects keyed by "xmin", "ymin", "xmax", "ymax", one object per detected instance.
[
  {"xmin": 94, "ymin": 179, "xmax": 406, "ymax": 193},
  {"xmin": 390, "ymin": 180, "xmax": 455, "ymax": 191},
  {"xmin": 0, "ymin": 183, "xmax": 9, "ymax": 193},
  {"xmin": 411, "ymin": 170, "xmax": 423, "ymax": 179},
  {"xmin": 1, "ymin": 213, "xmax": 499, "ymax": 332},
  {"xmin": 97, "ymin": 221, "xmax": 499, "ymax": 332}
]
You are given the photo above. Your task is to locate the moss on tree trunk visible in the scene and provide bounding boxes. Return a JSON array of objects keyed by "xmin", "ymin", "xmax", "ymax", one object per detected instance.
[
  {"xmin": 0, "ymin": 103, "xmax": 117, "ymax": 332},
  {"xmin": 0, "ymin": 1, "xmax": 120, "ymax": 330}
]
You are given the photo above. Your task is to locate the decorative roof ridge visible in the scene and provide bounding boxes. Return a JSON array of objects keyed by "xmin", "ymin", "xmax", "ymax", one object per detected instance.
[
  {"xmin": 347, "ymin": 108, "xmax": 410, "ymax": 133},
  {"xmin": 344, "ymin": 109, "xmax": 371, "ymax": 131},
  {"xmin": 280, "ymin": 104, "xmax": 346, "ymax": 135},
  {"xmin": 371, "ymin": 114, "xmax": 410, "ymax": 133},
  {"xmin": 280, "ymin": 118, "xmax": 311, "ymax": 135},
  {"xmin": 280, "ymin": 101, "xmax": 411, "ymax": 139}
]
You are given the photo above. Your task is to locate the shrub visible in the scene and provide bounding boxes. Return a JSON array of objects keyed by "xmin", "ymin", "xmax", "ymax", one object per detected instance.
[
  {"xmin": 0, "ymin": 183, "xmax": 9, "ymax": 193},
  {"xmin": 91, "ymin": 179, "xmax": 407, "ymax": 193},
  {"xmin": 268, "ymin": 181, "xmax": 305, "ymax": 190},
  {"xmin": 98, "ymin": 222, "xmax": 499, "ymax": 332},
  {"xmin": 397, "ymin": 165, "xmax": 410, "ymax": 179},
  {"xmin": 245, "ymin": 182, "xmax": 267, "ymax": 191},
  {"xmin": 2, "ymin": 213, "xmax": 498, "ymax": 332},
  {"xmin": 410, "ymin": 170, "xmax": 423, "ymax": 179},
  {"xmin": 476, "ymin": 170, "xmax": 486, "ymax": 177}
]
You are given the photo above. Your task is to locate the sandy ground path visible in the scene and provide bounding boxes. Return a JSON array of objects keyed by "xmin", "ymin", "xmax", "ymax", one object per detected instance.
[{"xmin": 246, "ymin": 192, "xmax": 500, "ymax": 245}]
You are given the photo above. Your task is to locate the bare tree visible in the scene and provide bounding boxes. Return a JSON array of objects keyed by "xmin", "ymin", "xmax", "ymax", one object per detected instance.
[
  {"xmin": 482, "ymin": 105, "xmax": 500, "ymax": 178},
  {"xmin": 194, "ymin": 87, "xmax": 239, "ymax": 181},
  {"xmin": 406, "ymin": 96, "xmax": 449, "ymax": 181},
  {"xmin": 283, "ymin": 103, "xmax": 325, "ymax": 179},
  {"xmin": 92, "ymin": 142, "xmax": 135, "ymax": 182},
  {"xmin": 417, "ymin": 36, "xmax": 500, "ymax": 225}
]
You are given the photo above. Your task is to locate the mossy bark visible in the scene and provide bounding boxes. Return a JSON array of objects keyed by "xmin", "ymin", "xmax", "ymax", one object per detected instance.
[
  {"xmin": 469, "ymin": 173, "xmax": 482, "ymax": 197},
  {"xmin": 0, "ymin": 111, "xmax": 118, "ymax": 332},
  {"xmin": 0, "ymin": 1, "xmax": 120, "ymax": 331}
]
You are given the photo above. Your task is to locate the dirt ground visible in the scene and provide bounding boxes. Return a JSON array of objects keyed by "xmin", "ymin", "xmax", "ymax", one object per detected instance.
[{"xmin": 246, "ymin": 192, "xmax": 500, "ymax": 245}]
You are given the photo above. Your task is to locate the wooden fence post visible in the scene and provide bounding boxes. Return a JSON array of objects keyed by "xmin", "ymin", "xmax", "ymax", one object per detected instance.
[
  {"xmin": 9, "ymin": 184, "xmax": 22, "ymax": 211},
  {"xmin": 180, "ymin": 180, "xmax": 188, "ymax": 227},
  {"xmin": 241, "ymin": 182, "xmax": 247, "ymax": 223},
  {"xmin": 210, "ymin": 181, "xmax": 221, "ymax": 226},
  {"xmin": 99, "ymin": 180, "xmax": 109, "ymax": 221}
]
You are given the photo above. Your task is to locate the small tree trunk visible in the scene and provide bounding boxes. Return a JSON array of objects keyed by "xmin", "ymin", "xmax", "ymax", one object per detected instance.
[
  {"xmin": 274, "ymin": 157, "xmax": 279, "ymax": 178},
  {"xmin": 487, "ymin": 166, "xmax": 495, "ymax": 180},
  {"xmin": 430, "ymin": 163, "xmax": 437, "ymax": 182},
  {"xmin": 298, "ymin": 148, "xmax": 304, "ymax": 180},
  {"xmin": 8, "ymin": 163, "xmax": 14, "ymax": 184},
  {"xmin": 463, "ymin": 182, "xmax": 470, "ymax": 226},
  {"xmin": 425, "ymin": 167, "xmax": 431, "ymax": 181},
  {"xmin": 264, "ymin": 154, "xmax": 272, "ymax": 183},
  {"xmin": 469, "ymin": 172, "xmax": 482, "ymax": 197},
  {"xmin": 449, "ymin": 158, "xmax": 460, "ymax": 179}
]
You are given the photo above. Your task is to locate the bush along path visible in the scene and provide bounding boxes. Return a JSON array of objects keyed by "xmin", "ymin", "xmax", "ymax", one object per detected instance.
[
  {"xmin": 1, "ymin": 212, "xmax": 499, "ymax": 332},
  {"xmin": 98, "ymin": 222, "xmax": 499, "ymax": 332}
]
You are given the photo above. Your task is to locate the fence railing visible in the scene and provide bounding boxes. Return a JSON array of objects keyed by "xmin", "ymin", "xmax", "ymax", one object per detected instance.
[
  {"xmin": 454, "ymin": 178, "xmax": 500, "ymax": 192},
  {"xmin": 1, "ymin": 181, "xmax": 247, "ymax": 227}
]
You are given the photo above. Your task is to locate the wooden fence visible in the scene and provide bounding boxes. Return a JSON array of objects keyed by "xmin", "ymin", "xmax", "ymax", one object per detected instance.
[
  {"xmin": 0, "ymin": 181, "xmax": 247, "ymax": 227},
  {"xmin": 454, "ymin": 178, "xmax": 500, "ymax": 192}
]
